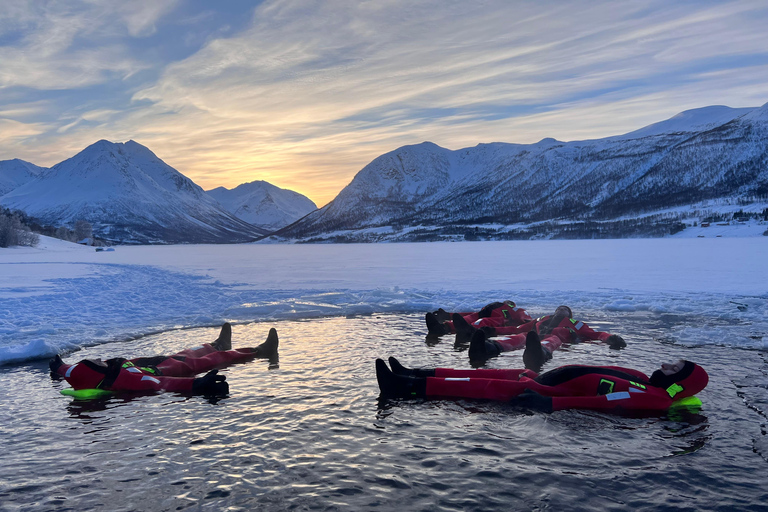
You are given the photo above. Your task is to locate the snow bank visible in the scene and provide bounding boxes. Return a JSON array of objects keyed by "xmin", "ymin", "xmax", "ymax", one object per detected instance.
[{"xmin": 1, "ymin": 236, "xmax": 766, "ymax": 365}]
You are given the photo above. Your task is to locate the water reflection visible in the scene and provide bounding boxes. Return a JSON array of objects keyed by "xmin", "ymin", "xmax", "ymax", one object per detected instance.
[{"xmin": 1, "ymin": 313, "xmax": 766, "ymax": 512}]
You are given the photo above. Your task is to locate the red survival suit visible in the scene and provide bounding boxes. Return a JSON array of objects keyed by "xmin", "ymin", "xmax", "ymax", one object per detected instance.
[
  {"xmin": 490, "ymin": 315, "xmax": 615, "ymax": 353},
  {"xmin": 422, "ymin": 361, "xmax": 708, "ymax": 412},
  {"xmin": 52, "ymin": 343, "xmax": 259, "ymax": 393},
  {"xmin": 443, "ymin": 301, "xmax": 533, "ymax": 333}
]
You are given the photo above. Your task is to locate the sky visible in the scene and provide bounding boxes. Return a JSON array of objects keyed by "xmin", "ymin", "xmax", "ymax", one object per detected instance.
[{"xmin": 1, "ymin": 1, "xmax": 768, "ymax": 206}]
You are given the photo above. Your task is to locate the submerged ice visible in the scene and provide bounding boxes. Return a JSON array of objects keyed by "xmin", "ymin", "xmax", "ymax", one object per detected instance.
[{"xmin": 0, "ymin": 236, "xmax": 766, "ymax": 365}]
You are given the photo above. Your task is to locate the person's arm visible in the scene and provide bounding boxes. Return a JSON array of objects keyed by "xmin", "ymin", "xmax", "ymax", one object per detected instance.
[
  {"xmin": 166, "ymin": 343, "xmax": 219, "ymax": 359},
  {"xmin": 511, "ymin": 389, "xmax": 671, "ymax": 412},
  {"xmin": 571, "ymin": 320, "xmax": 627, "ymax": 347},
  {"xmin": 567, "ymin": 319, "xmax": 611, "ymax": 341},
  {"xmin": 551, "ymin": 391, "xmax": 670, "ymax": 412}
]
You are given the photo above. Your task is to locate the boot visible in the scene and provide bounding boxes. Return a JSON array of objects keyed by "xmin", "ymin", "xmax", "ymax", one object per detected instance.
[
  {"xmin": 480, "ymin": 326, "xmax": 497, "ymax": 337},
  {"xmin": 376, "ymin": 359, "xmax": 426, "ymax": 398},
  {"xmin": 425, "ymin": 312, "xmax": 449, "ymax": 336},
  {"xmin": 452, "ymin": 313, "xmax": 476, "ymax": 345},
  {"xmin": 212, "ymin": 323, "xmax": 232, "ymax": 351},
  {"xmin": 522, "ymin": 331, "xmax": 551, "ymax": 370},
  {"xmin": 433, "ymin": 308, "xmax": 452, "ymax": 323},
  {"xmin": 251, "ymin": 328, "xmax": 279, "ymax": 358},
  {"xmin": 468, "ymin": 330, "xmax": 501, "ymax": 361},
  {"xmin": 388, "ymin": 357, "xmax": 436, "ymax": 378}
]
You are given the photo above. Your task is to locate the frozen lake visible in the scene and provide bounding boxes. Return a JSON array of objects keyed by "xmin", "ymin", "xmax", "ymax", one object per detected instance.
[
  {"xmin": 1, "ymin": 237, "xmax": 766, "ymax": 364},
  {"xmin": 1, "ymin": 238, "xmax": 767, "ymax": 510}
]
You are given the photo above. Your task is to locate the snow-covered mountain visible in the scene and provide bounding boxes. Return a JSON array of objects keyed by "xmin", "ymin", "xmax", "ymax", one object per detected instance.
[
  {"xmin": 0, "ymin": 140, "xmax": 269, "ymax": 244},
  {"xmin": 0, "ymin": 159, "xmax": 47, "ymax": 196},
  {"xmin": 272, "ymin": 102, "xmax": 768, "ymax": 242},
  {"xmin": 207, "ymin": 181, "xmax": 316, "ymax": 231}
]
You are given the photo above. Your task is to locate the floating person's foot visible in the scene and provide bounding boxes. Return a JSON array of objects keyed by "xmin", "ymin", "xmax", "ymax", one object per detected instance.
[
  {"xmin": 452, "ymin": 313, "xmax": 476, "ymax": 345},
  {"xmin": 376, "ymin": 359, "xmax": 426, "ymax": 398},
  {"xmin": 479, "ymin": 326, "xmax": 497, "ymax": 337},
  {"xmin": 388, "ymin": 356, "xmax": 436, "ymax": 378},
  {"xmin": 212, "ymin": 323, "xmax": 232, "ymax": 351},
  {"xmin": 251, "ymin": 328, "xmax": 279, "ymax": 358},
  {"xmin": 425, "ymin": 312, "xmax": 449, "ymax": 336},
  {"xmin": 433, "ymin": 308, "xmax": 452, "ymax": 323},
  {"xmin": 468, "ymin": 330, "xmax": 487, "ymax": 360},
  {"xmin": 522, "ymin": 331, "xmax": 550, "ymax": 370},
  {"xmin": 468, "ymin": 330, "xmax": 501, "ymax": 361},
  {"xmin": 606, "ymin": 334, "xmax": 626, "ymax": 350},
  {"xmin": 49, "ymin": 354, "xmax": 64, "ymax": 373}
]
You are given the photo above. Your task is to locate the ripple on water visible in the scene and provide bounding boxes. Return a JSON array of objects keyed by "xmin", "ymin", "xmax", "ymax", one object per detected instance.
[{"xmin": 0, "ymin": 314, "xmax": 767, "ymax": 511}]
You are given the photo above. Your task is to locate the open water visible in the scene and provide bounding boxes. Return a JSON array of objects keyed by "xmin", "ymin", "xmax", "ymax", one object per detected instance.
[{"xmin": 1, "ymin": 312, "xmax": 767, "ymax": 511}]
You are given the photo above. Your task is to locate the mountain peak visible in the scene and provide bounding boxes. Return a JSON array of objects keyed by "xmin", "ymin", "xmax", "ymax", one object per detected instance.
[
  {"xmin": 1, "ymin": 140, "xmax": 267, "ymax": 243},
  {"xmin": 207, "ymin": 180, "xmax": 316, "ymax": 231}
]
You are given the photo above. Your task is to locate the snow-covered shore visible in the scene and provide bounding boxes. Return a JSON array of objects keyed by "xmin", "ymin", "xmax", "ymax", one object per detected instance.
[{"xmin": 1, "ymin": 236, "xmax": 766, "ymax": 365}]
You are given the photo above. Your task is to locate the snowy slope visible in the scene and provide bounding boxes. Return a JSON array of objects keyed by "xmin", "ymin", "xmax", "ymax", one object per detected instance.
[
  {"xmin": 615, "ymin": 105, "xmax": 754, "ymax": 139},
  {"xmin": 274, "ymin": 102, "xmax": 768, "ymax": 241},
  {"xmin": 207, "ymin": 180, "xmax": 316, "ymax": 231},
  {"xmin": 0, "ymin": 159, "xmax": 46, "ymax": 196},
  {"xmin": 0, "ymin": 140, "xmax": 268, "ymax": 244}
]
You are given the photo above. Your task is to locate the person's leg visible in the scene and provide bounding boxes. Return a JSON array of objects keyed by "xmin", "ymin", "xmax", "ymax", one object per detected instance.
[
  {"xmin": 389, "ymin": 356, "xmax": 533, "ymax": 380},
  {"xmin": 158, "ymin": 328, "xmax": 278, "ymax": 376},
  {"xmin": 425, "ymin": 376, "xmax": 528, "ymax": 401},
  {"xmin": 377, "ymin": 359, "xmax": 532, "ymax": 400},
  {"xmin": 485, "ymin": 324, "xmax": 527, "ymax": 335},
  {"xmin": 168, "ymin": 324, "xmax": 232, "ymax": 360},
  {"xmin": 494, "ymin": 334, "xmax": 527, "ymax": 351}
]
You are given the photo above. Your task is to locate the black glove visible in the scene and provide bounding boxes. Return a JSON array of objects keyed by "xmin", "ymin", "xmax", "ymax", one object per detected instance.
[
  {"xmin": 510, "ymin": 389, "xmax": 553, "ymax": 413},
  {"xmin": 192, "ymin": 370, "xmax": 229, "ymax": 395},
  {"xmin": 606, "ymin": 334, "xmax": 626, "ymax": 349}
]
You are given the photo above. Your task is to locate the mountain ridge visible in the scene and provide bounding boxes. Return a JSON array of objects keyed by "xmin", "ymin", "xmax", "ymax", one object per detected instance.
[
  {"xmin": 1, "ymin": 140, "xmax": 269, "ymax": 244},
  {"xmin": 207, "ymin": 180, "xmax": 317, "ymax": 232},
  {"xmin": 270, "ymin": 102, "xmax": 768, "ymax": 242}
]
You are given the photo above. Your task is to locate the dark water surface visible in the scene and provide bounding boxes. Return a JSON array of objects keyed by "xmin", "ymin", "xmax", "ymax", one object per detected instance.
[{"xmin": 1, "ymin": 313, "xmax": 767, "ymax": 511}]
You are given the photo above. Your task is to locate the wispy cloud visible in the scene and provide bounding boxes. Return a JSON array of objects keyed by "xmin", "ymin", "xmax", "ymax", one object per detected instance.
[
  {"xmin": 0, "ymin": 0, "xmax": 178, "ymax": 89},
  {"xmin": 1, "ymin": 0, "xmax": 767, "ymax": 205}
]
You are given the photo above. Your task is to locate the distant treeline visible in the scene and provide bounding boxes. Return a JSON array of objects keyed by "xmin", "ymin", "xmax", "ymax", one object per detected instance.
[
  {"xmin": 0, "ymin": 207, "xmax": 107, "ymax": 248},
  {"xmin": 298, "ymin": 207, "xmax": 768, "ymax": 243}
]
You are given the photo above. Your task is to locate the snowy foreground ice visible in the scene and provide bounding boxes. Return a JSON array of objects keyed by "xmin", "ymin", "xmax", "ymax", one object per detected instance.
[{"xmin": 1, "ymin": 236, "xmax": 766, "ymax": 365}]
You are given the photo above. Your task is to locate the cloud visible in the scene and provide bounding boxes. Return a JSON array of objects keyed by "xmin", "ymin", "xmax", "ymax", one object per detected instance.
[
  {"xmin": 114, "ymin": 0, "xmax": 180, "ymax": 37},
  {"xmin": 0, "ymin": 0, "xmax": 178, "ymax": 89},
  {"xmin": 2, "ymin": 0, "xmax": 768, "ymax": 206}
]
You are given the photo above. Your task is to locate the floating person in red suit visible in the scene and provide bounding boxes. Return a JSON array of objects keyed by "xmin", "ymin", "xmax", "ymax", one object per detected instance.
[
  {"xmin": 425, "ymin": 301, "xmax": 532, "ymax": 338},
  {"xmin": 459, "ymin": 306, "xmax": 626, "ymax": 366},
  {"xmin": 375, "ymin": 354, "xmax": 708, "ymax": 414},
  {"xmin": 49, "ymin": 323, "xmax": 277, "ymax": 396}
]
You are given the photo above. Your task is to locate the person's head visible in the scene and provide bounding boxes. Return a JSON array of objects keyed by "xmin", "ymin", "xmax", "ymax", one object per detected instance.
[
  {"xmin": 503, "ymin": 300, "xmax": 516, "ymax": 308},
  {"xmin": 650, "ymin": 360, "xmax": 709, "ymax": 399},
  {"xmin": 539, "ymin": 305, "xmax": 573, "ymax": 336}
]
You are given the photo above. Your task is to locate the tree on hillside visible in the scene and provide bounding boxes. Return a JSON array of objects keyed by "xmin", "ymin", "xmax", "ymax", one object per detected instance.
[
  {"xmin": 0, "ymin": 211, "xmax": 39, "ymax": 248},
  {"xmin": 74, "ymin": 220, "xmax": 93, "ymax": 242}
]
